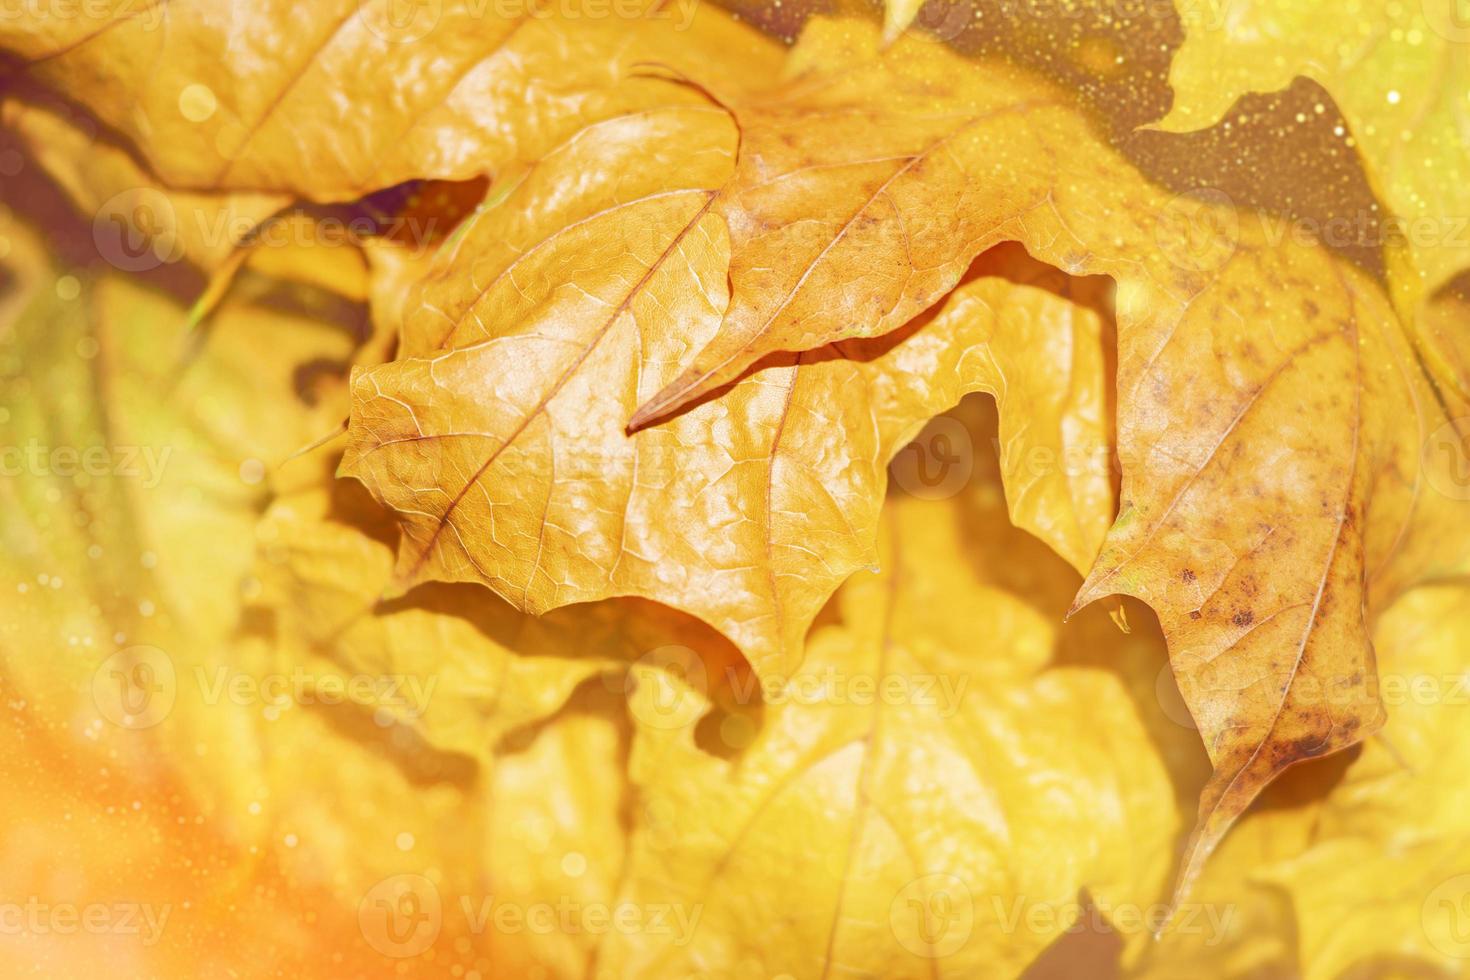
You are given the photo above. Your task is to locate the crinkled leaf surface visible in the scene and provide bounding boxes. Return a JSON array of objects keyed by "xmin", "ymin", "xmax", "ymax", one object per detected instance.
[
  {"xmin": 1, "ymin": 0, "xmax": 779, "ymax": 199},
  {"xmin": 256, "ymin": 452, "xmax": 748, "ymax": 761},
  {"xmin": 6, "ymin": 4, "xmax": 1470, "ymax": 975},
  {"xmin": 340, "ymin": 92, "xmax": 1118, "ymax": 679},
  {"xmin": 1132, "ymin": 581, "xmax": 1470, "ymax": 979},
  {"xmin": 615, "ymin": 17, "xmax": 1470, "ymax": 895},
  {"xmin": 595, "ymin": 436, "xmax": 1178, "ymax": 977}
]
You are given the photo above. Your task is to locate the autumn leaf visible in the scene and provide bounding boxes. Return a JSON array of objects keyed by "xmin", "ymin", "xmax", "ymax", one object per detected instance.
[
  {"xmin": 596, "ymin": 407, "xmax": 1180, "ymax": 976},
  {"xmin": 339, "ymin": 87, "xmax": 1119, "ymax": 679},
  {"xmin": 624, "ymin": 30, "xmax": 1082, "ymax": 427},
  {"xmin": 0, "ymin": 215, "xmax": 697, "ymax": 975},
  {"xmin": 0, "ymin": 222, "xmax": 365, "ymax": 688},
  {"xmin": 603, "ymin": 16, "xmax": 1470, "ymax": 898},
  {"xmin": 0, "ymin": 0, "xmax": 780, "ymax": 200},
  {"xmin": 477, "ymin": 687, "xmax": 634, "ymax": 976},
  {"xmin": 7, "ymin": 1, "xmax": 1470, "ymax": 976},
  {"xmin": 1417, "ymin": 271, "xmax": 1470, "ymax": 414},
  {"xmin": 1, "ymin": 96, "xmax": 288, "ymax": 274},
  {"xmin": 256, "ymin": 451, "xmax": 751, "ymax": 761},
  {"xmin": 252, "ymin": 464, "xmax": 611, "ymax": 758}
]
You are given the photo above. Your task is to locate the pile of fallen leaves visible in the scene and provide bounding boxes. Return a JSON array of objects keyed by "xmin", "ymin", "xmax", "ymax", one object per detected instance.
[{"xmin": 2, "ymin": 0, "xmax": 1468, "ymax": 976}]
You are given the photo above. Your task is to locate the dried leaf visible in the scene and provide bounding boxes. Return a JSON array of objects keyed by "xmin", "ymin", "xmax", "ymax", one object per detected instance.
[
  {"xmin": 340, "ymin": 93, "xmax": 1118, "ymax": 678},
  {"xmin": 614, "ymin": 18, "xmax": 1469, "ymax": 894},
  {"xmin": 1, "ymin": 0, "xmax": 779, "ymax": 199},
  {"xmin": 598, "ymin": 429, "xmax": 1179, "ymax": 976}
]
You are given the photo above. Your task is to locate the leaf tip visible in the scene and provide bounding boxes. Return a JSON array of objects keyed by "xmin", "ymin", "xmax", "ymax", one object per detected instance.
[
  {"xmin": 380, "ymin": 573, "xmax": 413, "ymax": 602},
  {"xmin": 627, "ymin": 385, "xmax": 682, "ymax": 433},
  {"xmin": 285, "ymin": 418, "xmax": 349, "ymax": 465}
]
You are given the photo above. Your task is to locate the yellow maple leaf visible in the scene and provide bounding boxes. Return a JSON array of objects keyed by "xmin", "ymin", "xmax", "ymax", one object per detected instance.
[
  {"xmin": 614, "ymin": 16, "xmax": 1470, "ymax": 896},
  {"xmin": 5, "ymin": 3, "xmax": 1470, "ymax": 976},
  {"xmin": 597, "ymin": 402, "xmax": 1182, "ymax": 977},
  {"xmin": 339, "ymin": 89, "xmax": 1118, "ymax": 679},
  {"xmin": 0, "ymin": 0, "xmax": 780, "ymax": 199}
]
